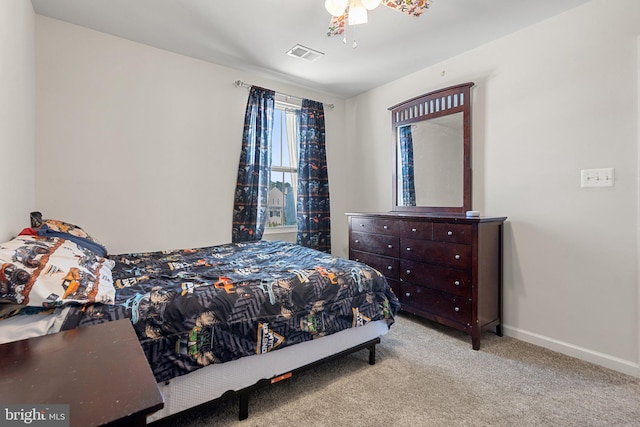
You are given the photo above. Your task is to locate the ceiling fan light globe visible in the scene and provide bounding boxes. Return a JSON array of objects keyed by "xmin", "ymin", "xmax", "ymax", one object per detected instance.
[
  {"xmin": 348, "ymin": 4, "xmax": 368, "ymax": 25},
  {"xmin": 361, "ymin": 0, "xmax": 382, "ymax": 10},
  {"xmin": 325, "ymin": 0, "xmax": 347, "ymax": 17}
]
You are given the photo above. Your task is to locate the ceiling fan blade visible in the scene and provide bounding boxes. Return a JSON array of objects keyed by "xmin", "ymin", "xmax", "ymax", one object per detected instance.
[
  {"xmin": 327, "ymin": 12, "xmax": 348, "ymax": 37},
  {"xmin": 382, "ymin": 0, "xmax": 431, "ymax": 17}
]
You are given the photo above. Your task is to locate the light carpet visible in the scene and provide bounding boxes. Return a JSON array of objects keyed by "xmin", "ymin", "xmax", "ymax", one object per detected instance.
[{"xmin": 152, "ymin": 313, "xmax": 640, "ymax": 427}]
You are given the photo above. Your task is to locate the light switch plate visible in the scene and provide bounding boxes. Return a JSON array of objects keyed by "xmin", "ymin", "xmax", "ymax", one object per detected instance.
[{"xmin": 581, "ymin": 168, "xmax": 614, "ymax": 188}]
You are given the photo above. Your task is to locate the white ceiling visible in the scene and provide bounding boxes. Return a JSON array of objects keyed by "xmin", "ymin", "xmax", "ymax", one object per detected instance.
[{"xmin": 31, "ymin": 0, "xmax": 590, "ymax": 98}]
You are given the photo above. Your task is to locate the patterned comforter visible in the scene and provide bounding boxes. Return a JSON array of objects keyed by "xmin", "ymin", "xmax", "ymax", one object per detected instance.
[{"xmin": 61, "ymin": 240, "xmax": 400, "ymax": 383}]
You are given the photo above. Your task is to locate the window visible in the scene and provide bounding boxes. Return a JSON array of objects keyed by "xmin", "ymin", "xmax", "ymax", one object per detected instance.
[{"xmin": 268, "ymin": 104, "xmax": 299, "ymax": 229}]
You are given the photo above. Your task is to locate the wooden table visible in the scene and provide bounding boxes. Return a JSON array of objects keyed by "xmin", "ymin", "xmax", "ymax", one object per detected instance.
[{"xmin": 0, "ymin": 319, "xmax": 164, "ymax": 426}]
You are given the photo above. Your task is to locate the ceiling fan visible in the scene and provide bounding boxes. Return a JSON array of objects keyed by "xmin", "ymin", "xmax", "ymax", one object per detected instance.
[{"xmin": 325, "ymin": 0, "xmax": 431, "ymax": 38}]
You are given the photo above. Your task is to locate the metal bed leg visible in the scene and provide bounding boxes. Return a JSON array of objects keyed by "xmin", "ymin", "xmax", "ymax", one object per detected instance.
[
  {"xmin": 238, "ymin": 393, "xmax": 249, "ymax": 420},
  {"xmin": 233, "ymin": 338, "xmax": 380, "ymax": 420},
  {"xmin": 368, "ymin": 343, "xmax": 376, "ymax": 365}
]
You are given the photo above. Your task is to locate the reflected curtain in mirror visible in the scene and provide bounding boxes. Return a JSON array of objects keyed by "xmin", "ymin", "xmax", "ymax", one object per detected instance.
[
  {"xmin": 398, "ymin": 125, "xmax": 416, "ymax": 206},
  {"xmin": 297, "ymin": 99, "xmax": 331, "ymax": 253},
  {"xmin": 232, "ymin": 86, "xmax": 275, "ymax": 242}
]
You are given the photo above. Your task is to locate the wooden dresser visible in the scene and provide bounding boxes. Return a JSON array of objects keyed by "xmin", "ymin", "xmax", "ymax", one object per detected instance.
[{"xmin": 347, "ymin": 212, "xmax": 506, "ymax": 350}]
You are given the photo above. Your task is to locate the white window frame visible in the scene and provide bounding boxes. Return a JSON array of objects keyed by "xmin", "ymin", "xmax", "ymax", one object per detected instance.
[{"xmin": 265, "ymin": 101, "xmax": 299, "ymax": 233}]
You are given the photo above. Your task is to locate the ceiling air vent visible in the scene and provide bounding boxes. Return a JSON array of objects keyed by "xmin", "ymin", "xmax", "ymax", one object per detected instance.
[{"xmin": 286, "ymin": 44, "xmax": 325, "ymax": 62}]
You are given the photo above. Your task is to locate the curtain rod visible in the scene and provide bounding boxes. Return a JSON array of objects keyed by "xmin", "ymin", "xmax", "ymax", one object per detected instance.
[{"xmin": 233, "ymin": 80, "xmax": 335, "ymax": 109}]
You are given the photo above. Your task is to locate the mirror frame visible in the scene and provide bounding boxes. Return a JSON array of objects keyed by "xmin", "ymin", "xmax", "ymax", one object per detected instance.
[{"xmin": 389, "ymin": 82, "xmax": 474, "ymax": 214}]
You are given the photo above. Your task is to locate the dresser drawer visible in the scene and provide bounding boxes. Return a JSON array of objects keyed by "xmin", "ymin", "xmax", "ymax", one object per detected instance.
[
  {"xmin": 351, "ymin": 232, "xmax": 399, "ymax": 258},
  {"xmin": 350, "ymin": 217, "xmax": 398, "ymax": 235},
  {"xmin": 401, "ymin": 239, "xmax": 472, "ymax": 268},
  {"xmin": 398, "ymin": 220, "xmax": 433, "ymax": 239},
  {"xmin": 400, "ymin": 284, "xmax": 471, "ymax": 325},
  {"xmin": 400, "ymin": 260, "xmax": 471, "ymax": 297},
  {"xmin": 350, "ymin": 250, "xmax": 399, "ymax": 280},
  {"xmin": 433, "ymin": 223, "xmax": 473, "ymax": 244}
]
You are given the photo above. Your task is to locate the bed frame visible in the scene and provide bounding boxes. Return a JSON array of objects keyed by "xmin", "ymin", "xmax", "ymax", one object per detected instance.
[
  {"xmin": 153, "ymin": 338, "xmax": 379, "ymax": 423},
  {"xmin": 147, "ymin": 319, "xmax": 389, "ymax": 423},
  {"xmin": 235, "ymin": 338, "xmax": 378, "ymax": 420}
]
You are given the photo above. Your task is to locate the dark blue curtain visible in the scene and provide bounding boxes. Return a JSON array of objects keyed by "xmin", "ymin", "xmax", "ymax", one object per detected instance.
[
  {"xmin": 232, "ymin": 86, "xmax": 275, "ymax": 242},
  {"xmin": 297, "ymin": 99, "xmax": 331, "ymax": 253},
  {"xmin": 399, "ymin": 125, "xmax": 416, "ymax": 206}
]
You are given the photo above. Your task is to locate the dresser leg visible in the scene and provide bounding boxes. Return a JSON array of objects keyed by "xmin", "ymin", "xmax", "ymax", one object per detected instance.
[
  {"xmin": 495, "ymin": 324, "xmax": 503, "ymax": 337},
  {"xmin": 471, "ymin": 333, "xmax": 480, "ymax": 350}
]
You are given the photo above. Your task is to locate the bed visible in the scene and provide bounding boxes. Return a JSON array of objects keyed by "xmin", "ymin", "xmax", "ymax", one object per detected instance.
[{"xmin": 0, "ymin": 213, "xmax": 400, "ymax": 422}]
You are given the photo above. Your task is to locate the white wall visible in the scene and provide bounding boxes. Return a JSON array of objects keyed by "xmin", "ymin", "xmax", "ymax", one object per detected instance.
[
  {"xmin": 347, "ymin": 0, "xmax": 640, "ymax": 376},
  {"xmin": 34, "ymin": 16, "xmax": 347, "ymax": 255},
  {"xmin": 0, "ymin": 0, "xmax": 35, "ymax": 241}
]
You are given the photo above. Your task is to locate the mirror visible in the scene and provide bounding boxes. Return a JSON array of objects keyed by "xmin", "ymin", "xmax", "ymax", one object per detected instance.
[
  {"xmin": 389, "ymin": 82, "xmax": 474, "ymax": 214},
  {"xmin": 397, "ymin": 112, "xmax": 464, "ymax": 207}
]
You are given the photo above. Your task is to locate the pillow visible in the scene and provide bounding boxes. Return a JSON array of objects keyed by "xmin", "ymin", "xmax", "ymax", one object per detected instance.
[
  {"xmin": 29, "ymin": 211, "xmax": 108, "ymax": 256},
  {"xmin": 37, "ymin": 226, "xmax": 108, "ymax": 257},
  {"xmin": 0, "ymin": 235, "xmax": 115, "ymax": 307}
]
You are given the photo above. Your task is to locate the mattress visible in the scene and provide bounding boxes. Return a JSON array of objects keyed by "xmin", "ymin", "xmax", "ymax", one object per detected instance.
[
  {"xmin": 60, "ymin": 240, "xmax": 400, "ymax": 383},
  {"xmin": 0, "ymin": 306, "xmax": 68, "ymax": 344}
]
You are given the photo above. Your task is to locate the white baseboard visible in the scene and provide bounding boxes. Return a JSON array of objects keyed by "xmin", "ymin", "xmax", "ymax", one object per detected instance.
[{"xmin": 502, "ymin": 325, "xmax": 640, "ymax": 378}]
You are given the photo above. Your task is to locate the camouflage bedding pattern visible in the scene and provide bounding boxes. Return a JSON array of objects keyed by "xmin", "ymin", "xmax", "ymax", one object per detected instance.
[{"xmin": 61, "ymin": 240, "xmax": 400, "ymax": 383}]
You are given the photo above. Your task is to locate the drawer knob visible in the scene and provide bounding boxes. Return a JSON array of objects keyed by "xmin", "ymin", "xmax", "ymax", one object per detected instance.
[
  {"xmin": 355, "ymin": 258, "xmax": 360, "ymax": 262},
  {"xmin": 383, "ymin": 225, "xmax": 388, "ymax": 230},
  {"xmin": 454, "ymin": 254, "xmax": 461, "ymax": 260},
  {"xmin": 387, "ymin": 244, "xmax": 393, "ymax": 249},
  {"xmin": 355, "ymin": 239, "xmax": 360, "ymax": 244},
  {"xmin": 448, "ymin": 231, "xmax": 453, "ymax": 236},
  {"xmin": 454, "ymin": 307, "xmax": 460, "ymax": 312},
  {"xmin": 405, "ymin": 292, "xmax": 411, "ymax": 297},
  {"xmin": 359, "ymin": 223, "xmax": 365, "ymax": 227},
  {"xmin": 387, "ymin": 265, "xmax": 392, "ymax": 270},
  {"xmin": 412, "ymin": 228, "xmax": 417, "ymax": 232},
  {"xmin": 454, "ymin": 280, "xmax": 460, "ymax": 286},
  {"xmin": 406, "ymin": 270, "xmax": 411, "ymax": 275},
  {"xmin": 406, "ymin": 247, "xmax": 411, "ymax": 252}
]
